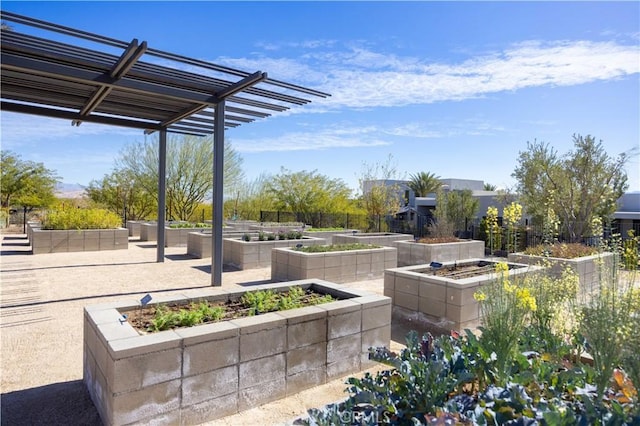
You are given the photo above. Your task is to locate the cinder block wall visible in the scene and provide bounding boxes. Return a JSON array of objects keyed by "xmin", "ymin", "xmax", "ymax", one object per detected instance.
[
  {"xmin": 272, "ymin": 246, "xmax": 397, "ymax": 283},
  {"xmin": 396, "ymin": 240, "xmax": 485, "ymax": 266},
  {"xmin": 84, "ymin": 282, "xmax": 391, "ymax": 425},
  {"xmin": 31, "ymin": 228, "xmax": 128, "ymax": 254}
]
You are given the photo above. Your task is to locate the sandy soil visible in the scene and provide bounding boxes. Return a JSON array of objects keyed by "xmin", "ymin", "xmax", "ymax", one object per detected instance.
[{"xmin": 0, "ymin": 227, "xmax": 445, "ymax": 425}]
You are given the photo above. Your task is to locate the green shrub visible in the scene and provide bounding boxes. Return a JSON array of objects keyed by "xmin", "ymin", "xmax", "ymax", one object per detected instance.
[
  {"xmin": 41, "ymin": 208, "xmax": 121, "ymax": 230},
  {"xmin": 167, "ymin": 222, "xmax": 211, "ymax": 229}
]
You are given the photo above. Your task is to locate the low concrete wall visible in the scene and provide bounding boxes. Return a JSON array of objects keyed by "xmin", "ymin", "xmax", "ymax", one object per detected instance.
[
  {"xmin": 384, "ymin": 259, "xmax": 543, "ymax": 331},
  {"xmin": 164, "ymin": 227, "xmax": 212, "ymax": 247},
  {"xmin": 333, "ymin": 232, "xmax": 413, "ymax": 247},
  {"xmin": 302, "ymin": 230, "xmax": 359, "ymax": 245},
  {"xmin": 31, "ymin": 228, "xmax": 128, "ymax": 254},
  {"xmin": 139, "ymin": 222, "xmax": 157, "ymax": 242},
  {"xmin": 508, "ymin": 252, "xmax": 614, "ymax": 293},
  {"xmin": 83, "ymin": 280, "xmax": 391, "ymax": 426},
  {"xmin": 395, "ymin": 240, "xmax": 485, "ymax": 266},
  {"xmin": 224, "ymin": 237, "xmax": 325, "ymax": 270},
  {"xmin": 186, "ymin": 231, "xmax": 261, "ymax": 259},
  {"xmin": 125, "ymin": 220, "xmax": 151, "ymax": 237},
  {"xmin": 271, "ymin": 246, "xmax": 397, "ymax": 283}
]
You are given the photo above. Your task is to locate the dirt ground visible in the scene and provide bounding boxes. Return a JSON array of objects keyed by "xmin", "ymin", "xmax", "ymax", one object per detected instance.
[{"xmin": 0, "ymin": 226, "xmax": 446, "ymax": 425}]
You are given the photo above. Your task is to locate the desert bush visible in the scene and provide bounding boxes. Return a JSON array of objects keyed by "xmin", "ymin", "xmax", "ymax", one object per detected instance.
[
  {"xmin": 41, "ymin": 208, "xmax": 121, "ymax": 230},
  {"xmin": 524, "ymin": 242, "xmax": 599, "ymax": 258}
]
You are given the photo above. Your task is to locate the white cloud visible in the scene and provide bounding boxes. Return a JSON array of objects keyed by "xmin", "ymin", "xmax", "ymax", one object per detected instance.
[
  {"xmin": 208, "ymin": 39, "xmax": 639, "ymax": 111},
  {"xmin": 231, "ymin": 117, "xmax": 509, "ymax": 153},
  {"xmin": 233, "ymin": 130, "xmax": 391, "ymax": 153}
]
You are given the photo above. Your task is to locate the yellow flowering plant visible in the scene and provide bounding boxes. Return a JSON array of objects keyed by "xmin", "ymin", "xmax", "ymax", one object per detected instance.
[
  {"xmin": 473, "ymin": 262, "xmax": 537, "ymax": 386},
  {"xmin": 503, "ymin": 202, "xmax": 523, "ymax": 253},
  {"xmin": 485, "ymin": 206, "xmax": 501, "ymax": 255}
]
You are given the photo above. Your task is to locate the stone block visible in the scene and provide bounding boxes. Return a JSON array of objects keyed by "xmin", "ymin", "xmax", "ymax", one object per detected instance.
[
  {"xmin": 181, "ymin": 365, "xmax": 238, "ymax": 406},
  {"xmin": 362, "ymin": 302, "xmax": 391, "ymax": 331},
  {"xmin": 107, "ymin": 348, "xmax": 182, "ymax": 394},
  {"xmin": 239, "ymin": 353, "xmax": 285, "ymax": 389},
  {"xmin": 327, "ymin": 333, "xmax": 361, "ymax": 379},
  {"xmin": 238, "ymin": 377, "xmax": 286, "ymax": 412},
  {"xmin": 180, "ymin": 392, "xmax": 238, "ymax": 425},
  {"xmin": 183, "ymin": 336, "xmax": 239, "ymax": 377},
  {"xmin": 111, "ymin": 379, "xmax": 181, "ymax": 426}
]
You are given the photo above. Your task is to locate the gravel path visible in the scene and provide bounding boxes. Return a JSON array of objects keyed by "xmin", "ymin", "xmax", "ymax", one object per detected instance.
[{"xmin": 0, "ymin": 230, "xmax": 431, "ymax": 425}]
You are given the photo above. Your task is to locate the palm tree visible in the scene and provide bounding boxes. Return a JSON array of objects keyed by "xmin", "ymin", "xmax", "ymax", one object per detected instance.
[
  {"xmin": 407, "ymin": 171, "xmax": 441, "ymax": 197},
  {"xmin": 483, "ymin": 183, "xmax": 497, "ymax": 191}
]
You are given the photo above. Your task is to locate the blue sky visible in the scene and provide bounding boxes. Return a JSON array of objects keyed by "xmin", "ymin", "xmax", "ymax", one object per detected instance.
[{"xmin": 1, "ymin": 1, "xmax": 639, "ymax": 194}]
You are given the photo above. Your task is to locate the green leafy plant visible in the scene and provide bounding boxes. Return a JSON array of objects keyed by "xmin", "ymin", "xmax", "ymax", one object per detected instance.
[
  {"xmin": 241, "ymin": 233, "xmax": 251, "ymax": 242},
  {"xmin": 167, "ymin": 222, "xmax": 211, "ymax": 229},
  {"xmin": 258, "ymin": 231, "xmax": 266, "ymax": 241},
  {"xmin": 241, "ymin": 287, "xmax": 333, "ymax": 316},
  {"xmin": 294, "ymin": 243, "xmax": 380, "ymax": 253},
  {"xmin": 147, "ymin": 302, "xmax": 224, "ymax": 332}
]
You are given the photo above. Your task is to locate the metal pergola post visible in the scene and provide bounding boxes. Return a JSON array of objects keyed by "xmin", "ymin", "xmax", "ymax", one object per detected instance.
[
  {"xmin": 156, "ymin": 128, "xmax": 167, "ymax": 262},
  {"xmin": 0, "ymin": 11, "xmax": 330, "ymax": 280},
  {"xmin": 211, "ymin": 101, "xmax": 225, "ymax": 286}
]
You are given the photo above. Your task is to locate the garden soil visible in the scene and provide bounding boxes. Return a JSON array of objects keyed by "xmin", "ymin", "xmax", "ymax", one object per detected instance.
[{"xmin": 0, "ymin": 227, "xmax": 447, "ymax": 425}]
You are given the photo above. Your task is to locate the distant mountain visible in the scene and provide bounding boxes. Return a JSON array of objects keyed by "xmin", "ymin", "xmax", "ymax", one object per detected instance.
[{"xmin": 55, "ymin": 183, "xmax": 86, "ymax": 198}]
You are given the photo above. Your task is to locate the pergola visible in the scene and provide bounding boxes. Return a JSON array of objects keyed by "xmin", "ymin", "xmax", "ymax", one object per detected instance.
[{"xmin": 0, "ymin": 11, "xmax": 330, "ymax": 285}]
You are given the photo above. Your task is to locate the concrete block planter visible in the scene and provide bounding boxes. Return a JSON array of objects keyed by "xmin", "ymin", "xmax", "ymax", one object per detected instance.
[
  {"xmin": 333, "ymin": 232, "xmax": 413, "ymax": 247},
  {"xmin": 224, "ymin": 236, "xmax": 326, "ymax": 270},
  {"xmin": 164, "ymin": 227, "xmax": 212, "ymax": 247},
  {"xmin": 125, "ymin": 220, "xmax": 151, "ymax": 237},
  {"xmin": 271, "ymin": 246, "xmax": 398, "ymax": 284},
  {"xmin": 138, "ymin": 222, "xmax": 157, "ymax": 242},
  {"xmin": 83, "ymin": 280, "xmax": 391, "ymax": 425},
  {"xmin": 395, "ymin": 239, "xmax": 485, "ymax": 266},
  {"xmin": 186, "ymin": 231, "xmax": 261, "ymax": 259},
  {"xmin": 139, "ymin": 223, "xmax": 222, "ymax": 247},
  {"xmin": 30, "ymin": 228, "xmax": 128, "ymax": 254},
  {"xmin": 384, "ymin": 259, "xmax": 543, "ymax": 331},
  {"xmin": 507, "ymin": 252, "xmax": 615, "ymax": 293},
  {"xmin": 303, "ymin": 229, "xmax": 360, "ymax": 245}
]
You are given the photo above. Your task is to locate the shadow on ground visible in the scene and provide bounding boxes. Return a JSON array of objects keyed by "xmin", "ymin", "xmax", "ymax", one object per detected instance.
[{"xmin": 1, "ymin": 380, "xmax": 101, "ymax": 426}]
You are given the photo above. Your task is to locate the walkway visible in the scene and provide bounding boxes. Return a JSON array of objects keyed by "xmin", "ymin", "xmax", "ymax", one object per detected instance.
[{"xmin": 0, "ymin": 230, "xmax": 436, "ymax": 425}]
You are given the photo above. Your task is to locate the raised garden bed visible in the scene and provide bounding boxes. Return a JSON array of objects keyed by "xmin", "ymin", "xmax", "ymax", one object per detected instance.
[
  {"xmin": 384, "ymin": 259, "xmax": 543, "ymax": 331},
  {"xmin": 333, "ymin": 232, "xmax": 413, "ymax": 247},
  {"xmin": 508, "ymin": 251, "xmax": 614, "ymax": 293},
  {"xmin": 125, "ymin": 220, "xmax": 150, "ymax": 237},
  {"xmin": 186, "ymin": 231, "xmax": 261, "ymax": 259},
  {"xmin": 138, "ymin": 222, "xmax": 223, "ymax": 247},
  {"xmin": 302, "ymin": 229, "xmax": 360, "ymax": 245},
  {"xmin": 271, "ymin": 244, "xmax": 397, "ymax": 283},
  {"xmin": 395, "ymin": 239, "xmax": 485, "ymax": 266},
  {"xmin": 83, "ymin": 280, "xmax": 391, "ymax": 425},
  {"xmin": 224, "ymin": 236, "xmax": 325, "ymax": 270},
  {"xmin": 30, "ymin": 228, "xmax": 128, "ymax": 254}
]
